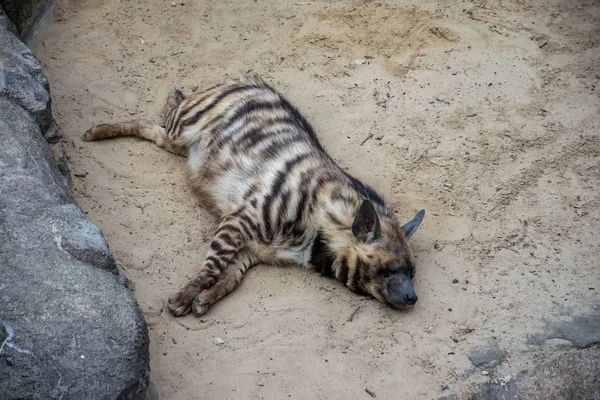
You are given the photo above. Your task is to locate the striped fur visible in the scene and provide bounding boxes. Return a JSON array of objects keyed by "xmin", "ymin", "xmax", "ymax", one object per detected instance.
[{"xmin": 84, "ymin": 76, "xmax": 425, "ymax": 316}]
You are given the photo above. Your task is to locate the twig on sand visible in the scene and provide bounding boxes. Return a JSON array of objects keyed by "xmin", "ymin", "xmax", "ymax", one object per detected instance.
[
  {"xmin": 347, "ymin": 306, "xmax": 361, "ymax": 322},
  {"xmin": 364, "ymin": 387, "xmax": 376, "ymax": 397},
  {"xmin": 360, "ymin": 134, "xmax": 374, "ymax": 146}
]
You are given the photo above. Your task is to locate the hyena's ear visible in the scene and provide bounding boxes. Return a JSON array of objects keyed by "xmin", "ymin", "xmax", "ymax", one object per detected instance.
[
  {"xmin": 352, "ymin": 200, "xmax": 381, "ymax": 243},
  {"xmin": 168, "ymin": 88, "xmax": 185, "ymax": 108},
  {"xmin": 401, "ymin": 209, "xmax": 425, "ymax": 239}
]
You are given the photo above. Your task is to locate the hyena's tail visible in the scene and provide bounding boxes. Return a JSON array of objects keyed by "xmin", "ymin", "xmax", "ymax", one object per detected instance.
[
  {"xmin": 83, "ymin": 120, "xmax": 187, "ymax": 157},
  {"xmin": 83, "ymin": 120, "xmax": 160, "ymax": 142}
]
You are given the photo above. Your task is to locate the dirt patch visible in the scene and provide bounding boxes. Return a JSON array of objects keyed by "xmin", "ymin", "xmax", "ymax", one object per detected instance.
[
  {"xmin": 291, "ymin": 4, "xmax": 460, "ymax": 76},
  {"xmin": 34, "ymin": 0, "xmax": 599, "ymax": 398}
]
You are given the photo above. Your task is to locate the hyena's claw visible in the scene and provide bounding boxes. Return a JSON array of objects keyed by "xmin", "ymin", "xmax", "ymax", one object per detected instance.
[
  {"xmin": 192, "ymin": 295, "xmax": 211, "ymax": 317},
  {"xmin": 168, "ymin": 290, "xmax": 195, "ymax": 316}
]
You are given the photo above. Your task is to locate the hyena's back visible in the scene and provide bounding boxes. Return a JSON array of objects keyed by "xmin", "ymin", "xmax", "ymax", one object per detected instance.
[{"xmin": 176, "ymin": 78, "xmax": 343, "ymax": 232}]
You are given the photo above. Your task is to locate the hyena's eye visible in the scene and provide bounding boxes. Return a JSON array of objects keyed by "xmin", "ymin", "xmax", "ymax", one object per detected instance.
[{"xmin": 378, "ymin": 268, "xmax": 393, "ymax": 278}]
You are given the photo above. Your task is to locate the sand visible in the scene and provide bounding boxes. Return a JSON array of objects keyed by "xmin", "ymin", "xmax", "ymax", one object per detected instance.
[{"xmin": 34, "ymin": 0, "xmax": 599, "ymax": 398}]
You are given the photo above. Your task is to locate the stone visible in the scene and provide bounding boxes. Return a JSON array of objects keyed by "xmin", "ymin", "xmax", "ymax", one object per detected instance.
[
  {"xmin": 146, "ymin": 381, "xmax": 160, "ymax": 400},
  {"xmin": 0, "ymin": 3, "xmax": 17, "ymax": 35},
  {"xmin": 467, "ymin": 347, "xmax": 599, "ymax": 400},
  {"xmin": 52, "ymin": 141, "xmax": 73, "ymax": 188},
  {"xmin": 437, "ymin": 395, "xmax": 459, "ymax": 400},
  {"xmin": 0, "ymin": 95, "xmax": 150, "ymax": 400},
  {"xmin": 529, "ymin": 311, "xmax": 600, "ymax": 348},
  {"xmin": 0, "ymin": 3, "xmax": 59, "ymax": 142},
  {"xmin": 0, "ymin": 0, "xmax": 51, "ymax": 39},
  {"xmin": 437, "ymin": 348, "xmax": 600, "ymax": 399},
  {"xmin": 542, "ymin": 338, "xmax": 574, "ymax": 349},
  {"xmin": 0, "ymin": 10, "xmax": 150, "ymax": 398},
  {"xmin": 468, "ymin": 339, "xmax": 501, "ymax": 368}
]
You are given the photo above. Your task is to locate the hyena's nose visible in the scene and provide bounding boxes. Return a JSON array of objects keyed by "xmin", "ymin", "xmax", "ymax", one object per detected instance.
[{"xmin": 405, "ymin": 293, "xmax": 418, "ymax": 305}]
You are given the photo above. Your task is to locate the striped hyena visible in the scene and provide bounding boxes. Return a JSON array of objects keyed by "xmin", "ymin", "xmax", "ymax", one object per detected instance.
[{"xmin": 84, "ymin": 76, "xmax": 425, "ymax": 317}]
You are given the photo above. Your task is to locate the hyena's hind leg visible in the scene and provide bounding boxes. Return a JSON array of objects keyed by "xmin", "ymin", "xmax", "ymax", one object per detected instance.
[
  {"xmin": 192, "ymin": 249, "xmax": 259, "ymax": 316},
  {"xmin": 168, "ymin": 214, "xmax": 257, "ymax": 316},
  {"xmin": 84, "ymin": 88, "xmax": 187, "ymax": 156},
  {"xmin": 83, "ymin": 120, "xmax": 187, "ymax": 157}
]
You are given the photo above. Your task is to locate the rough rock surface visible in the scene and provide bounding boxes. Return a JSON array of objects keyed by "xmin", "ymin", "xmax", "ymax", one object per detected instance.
[
  {"xmin": 0, "ymin": 0, "xmax": 50, "ymax": 40},
  {"xmin": 0, "ymin": 6, "xmax": 150, "ymax": 400},
  {"xmin": 438, "ymin": 347, "xmax": 600, "ymax": 400},
  {"xmin": 468, "ymin": 340, "xmax": 502, "ymax": 369},
  {"xmin": 475, "ymin": 347, "xmax": 599, "ymax": 400},
  {"xmin": 0, "ymin": 4, "xmax": 59, "ymax": 143},
  {"xmin": 529, "ymin": 311, "xmax": 600, "ymax": 349}
]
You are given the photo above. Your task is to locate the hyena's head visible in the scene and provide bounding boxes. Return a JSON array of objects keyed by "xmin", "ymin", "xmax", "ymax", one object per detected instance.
[{"xmin": 350, "ymin": 200, "xmax": 425, "ymax": 310}]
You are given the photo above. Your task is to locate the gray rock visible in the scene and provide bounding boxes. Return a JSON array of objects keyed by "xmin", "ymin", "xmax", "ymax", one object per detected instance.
[
  {"xmin": 0, "ymin": 97, "xmax": 72, "ymax": 209},
  {"xmin": 529, "ymin": 309, "xmax": 600, "ymax": 348},
  {"xmin": 0, "ymin": 15, "xmax": 150, "ymax": 399},
  {"xmin": 437, "ymin": 347, "xmax": 600, "ymax": 400},
  {"xmin": 52, "ymin": 141, "xmax": 73, "ymax": 188},
  {"xmin": 542, "ymin": 338, "xmax": 574, "ymax": 349},
  {"xmin": 0, "ymin": 3, "xmax": 17, "ymax": 35},
  {"xmin": 0, "ymin": 0, "xmax": 51, "ymax": 39},
  {"xmin": 467, "ymin": 347, "xmax": 600, "ymax": 400},
  {"xmin": 146, "ymin": 381, "xmax": 160, "ymax": 400},
  {"xmin": 44, "ymin": 119, "xmax": 62, "ymax": 144},
  {"xmin": 468, "ymin": 339, "xmax": 502, "ymax": 368},
  {"xmin": 0, "ymin": 3, "xmax": 59, "ymax": 142},
  {"xmin": 436, "ymin": 395, "xmax": 459, "ymax": 400}
]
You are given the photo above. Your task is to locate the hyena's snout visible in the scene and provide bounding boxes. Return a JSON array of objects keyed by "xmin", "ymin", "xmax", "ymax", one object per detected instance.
[{"xmin": 384, "ymin": 275, "xmax": 418, "ymax": 309}]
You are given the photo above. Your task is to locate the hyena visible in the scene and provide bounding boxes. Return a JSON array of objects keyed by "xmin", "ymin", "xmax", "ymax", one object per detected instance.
[{"xmin": 84, "ymin": 76, "xmax": 425, "ymax": 317}]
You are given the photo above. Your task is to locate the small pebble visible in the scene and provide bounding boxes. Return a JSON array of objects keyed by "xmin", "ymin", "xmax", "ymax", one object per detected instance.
[
  {"xmin": 481, "ymin": 370, "xmax": 489, "ymax": 375},
  {"xmin": 452, "ymin": 279, "xmax": 459, "ymax": 284},
  {"xmin": 281, "ymin": 277, "xmax": 287, "ymax": 283},
  {"xmin": 215, "ymin": 337, "xmax": 225, "ymax": 345},
  {"xmin": 441, "ymin": 383, "xmax": 449, "ymax": 390},
  {"xmin": 171, "ymin": 1, "xmax": 176, "ymax": 6}
]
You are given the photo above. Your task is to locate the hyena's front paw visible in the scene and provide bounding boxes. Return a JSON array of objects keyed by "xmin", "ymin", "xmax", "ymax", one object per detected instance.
[
  {"xmin": 191, "ymin": 294, "xmax": 213, "ymax": 317},
  {"xmin": 168, "ymin": 286, "xmax": 200, "ymax": 316}
]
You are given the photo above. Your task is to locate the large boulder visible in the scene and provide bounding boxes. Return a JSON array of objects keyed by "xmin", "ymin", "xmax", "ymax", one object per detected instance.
[
  {"xmin": 0, "ymin": 3, "xmax": 59, "ymax": 143},
  {"xmin": 0, "ymin": 0, "xmax": 50, "ymax": 40},
  {"xmin": 0, "ymin": 5, "xmax": 151, "ymax": 400},
  {"xmin": 442, "ymin": 347, "xmax": 600, "ymax": 400}
]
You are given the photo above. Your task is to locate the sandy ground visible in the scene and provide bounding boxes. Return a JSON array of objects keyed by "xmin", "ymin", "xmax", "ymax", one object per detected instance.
[{"xmin": 34, "ymin": 0, "xmax": 599, "ymax": 398}]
